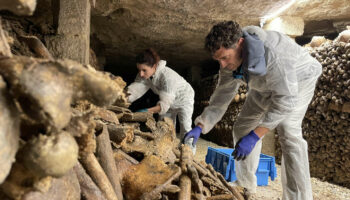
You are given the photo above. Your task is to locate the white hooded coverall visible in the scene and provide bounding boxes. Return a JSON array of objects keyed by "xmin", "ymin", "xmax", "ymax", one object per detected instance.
[
  {"xmin": 127, "ymin": 60, "xmax": 195, "ymax": 138},
  {"xmin": 195, "ymin": 26, "xmax": 322, "ymax": 200}
]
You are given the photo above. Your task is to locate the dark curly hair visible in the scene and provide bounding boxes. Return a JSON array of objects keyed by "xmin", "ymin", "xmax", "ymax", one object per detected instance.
[
  {"xmin": 135, "ymin": 48, "xmax": 160, "ymax": 67},
  {"xmin": 205, "ymin": 21, "xmax": 243, "ymax": 54}
]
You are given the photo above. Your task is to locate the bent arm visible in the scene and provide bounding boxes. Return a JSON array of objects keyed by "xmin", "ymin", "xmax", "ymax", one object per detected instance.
[{"xmin": 127, "ymin": 75, "xmax": 150, "ymax": 103}]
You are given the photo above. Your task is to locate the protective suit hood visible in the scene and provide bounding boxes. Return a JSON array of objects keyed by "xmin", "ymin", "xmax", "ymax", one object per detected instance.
[{"xmin": 242, "ymin": 29, "xmax": 267, "ymax": 79}]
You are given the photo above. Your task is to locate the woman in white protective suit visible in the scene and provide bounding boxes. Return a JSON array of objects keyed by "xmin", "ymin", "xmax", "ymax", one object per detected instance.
[
  {"xmin": 127, "ymin": 48, "xmax": 195, "ymax": 143},
  {"xmin": 183, "ymin": 21, "xmax": 322, "ymax": 200}
]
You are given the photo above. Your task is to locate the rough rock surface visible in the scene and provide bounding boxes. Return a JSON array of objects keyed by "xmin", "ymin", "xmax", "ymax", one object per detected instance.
[
  {"xmin": 91, "ymin": 0, "xmax": 350, "ymax": 71},
  {"xmin": 0, "ymin": 0, "xmax": 37, "ymax": 16},
  {"xmin": 0, "ymin": 77, "xmax": 20, "ymax": 184}
]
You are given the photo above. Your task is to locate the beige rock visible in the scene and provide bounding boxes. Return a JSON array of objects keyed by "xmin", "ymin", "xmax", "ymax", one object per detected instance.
[
  {"xmin": 0, "ymin": 0, "xmax": 37, "ymax": 16},
  {"xmin": 90, "ymin": 0, "xmax": 350, "ymax": 70},
  {"xmin": 310, "ymin": 36, "xmax": 327, "ymax": 48},
  {"xmin": 0, "ymin": 77, "xmax": 20, "ymax": 184},
  {"xmin": 263, "ymin": 16, "xmax": 304, "ymax": 37},
  {"xmin": 335, "ymin": 30, "xmax": 350, "ymax": 43}
]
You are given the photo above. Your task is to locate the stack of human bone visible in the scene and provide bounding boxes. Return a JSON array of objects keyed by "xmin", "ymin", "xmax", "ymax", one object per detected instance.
[
  {"xmin": 195, "ymin": 75, "xmax": 247, "ymax": 147},
  {"xmin": 0, "ymin": 16, "xmax": 244, "ymax": 200},
  {"xmin": 275, "ymin": 28, "xmax": 350, "ymax": 188}
]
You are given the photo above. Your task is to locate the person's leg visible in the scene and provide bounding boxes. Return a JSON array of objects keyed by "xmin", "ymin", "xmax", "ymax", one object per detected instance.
[
  {"xmin": 233, "ymin": 90, "xmax": 268, "ymax": 194},
  {"xmin": 177, "ymin": 102, "xmax": 196, "ymax": 153},
  {"xmin": 278, "ymin": 78, "xmax": 318, "ymax": 200}
]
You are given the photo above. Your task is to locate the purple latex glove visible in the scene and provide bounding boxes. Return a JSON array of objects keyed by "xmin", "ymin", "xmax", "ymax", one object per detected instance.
[
  {"xmin": 183, "ymin": 126, "xmax": 202, "ymax": 146},
  {"xmin": 232, "ymin": 130, "xmax": 260, "ymax": 161}
]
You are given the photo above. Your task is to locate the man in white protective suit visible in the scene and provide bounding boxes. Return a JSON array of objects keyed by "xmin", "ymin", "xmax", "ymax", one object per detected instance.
[
  {"xmin": 183, "ymin": 21, "xmax": 322, "ymax": 200},
  {"xmin": 127, "ymin": 48, "xmax": 196, "ymax": 149}
]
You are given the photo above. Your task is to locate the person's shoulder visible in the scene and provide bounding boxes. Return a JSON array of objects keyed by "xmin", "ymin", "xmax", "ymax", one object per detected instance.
[{"xmin": 157, "ymin": 66, "xmax": 175, "ymax": 82}]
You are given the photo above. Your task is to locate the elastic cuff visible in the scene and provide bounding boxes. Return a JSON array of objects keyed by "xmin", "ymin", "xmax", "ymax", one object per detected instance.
[
  {"xmin": 194, "ymin": 126, "xmax": 202, "ymax": 133},
  {"xmin": 249, "ymin": 130, "xmax": 260, "ymax": 141}
]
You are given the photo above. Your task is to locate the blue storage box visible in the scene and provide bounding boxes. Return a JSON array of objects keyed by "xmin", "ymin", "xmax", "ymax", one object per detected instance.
[{"xmin": 205, "ymin": 147, "xmax": 277, "ymax": 186}]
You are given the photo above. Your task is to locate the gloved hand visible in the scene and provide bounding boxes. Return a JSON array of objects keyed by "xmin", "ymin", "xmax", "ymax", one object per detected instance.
[
  {"xmin": 232, "ymin": 130, "xmax": 260, "ymax": 161},
  {"xmin": 183, "ymin": 126, "xmax": 202, "ymax": 146},
  {"xmin": 136, "ymin": 108, "xmax": 148, "ymax": 113}
]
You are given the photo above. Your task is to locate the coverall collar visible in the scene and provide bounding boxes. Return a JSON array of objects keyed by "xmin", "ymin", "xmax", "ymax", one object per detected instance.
[{"xmin": 151, "ymin": 60, "xmax": 166, "ymax": 79}]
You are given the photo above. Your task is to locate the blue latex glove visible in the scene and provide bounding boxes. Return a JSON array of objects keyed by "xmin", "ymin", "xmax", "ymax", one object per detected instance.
[
  {"xmin": 136, "ymin": 108, "xmax": 148, "ymax": 113},
  {"xmin": 232, "ymin": 130, "xmax": 260, "ymax": 161},
  {"xmin": 183, "ymin": 126, "xmax": 202, "ymax": 146}
]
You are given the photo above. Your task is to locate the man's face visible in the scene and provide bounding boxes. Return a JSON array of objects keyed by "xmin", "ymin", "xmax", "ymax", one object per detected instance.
[
  {"xmin": 137, "ymin": 63, "xmax": 156, "ymax": 79},
  {"xmin": 212, "ymin": 38, "xmax": 244, "ymax": 71}
]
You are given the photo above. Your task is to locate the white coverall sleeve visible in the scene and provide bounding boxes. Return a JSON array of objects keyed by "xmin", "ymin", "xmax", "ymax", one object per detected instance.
[
  {"xmin": 127, "ymin": 75, "xmax": 150, "ymax": 103},
  {"xmin": 157, "ymin": 75, "xmax": 176, "ymax": 115},
  {"xmin": 259, "ymin": 57, "xmax": 298, "ymax": 129},
  {"xmin": 195, "ymin": 69, "xmax": 241, "ymax": 134}
]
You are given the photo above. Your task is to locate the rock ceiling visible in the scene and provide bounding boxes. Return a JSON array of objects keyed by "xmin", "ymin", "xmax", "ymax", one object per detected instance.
[{"xmin": 90, "ymin": 0, "xmax": 350, "ymax": 74}]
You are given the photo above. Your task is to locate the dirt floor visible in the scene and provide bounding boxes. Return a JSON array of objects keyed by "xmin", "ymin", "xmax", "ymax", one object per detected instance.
[{"xmin": 194, "ymin": 137, "xmax": 350, "ymax": 200}]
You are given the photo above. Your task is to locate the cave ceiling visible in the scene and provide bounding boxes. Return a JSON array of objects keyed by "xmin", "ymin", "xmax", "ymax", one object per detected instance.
[{"xmin": 90, "ymin": 0, "xmax": 350, "ymax": 73}]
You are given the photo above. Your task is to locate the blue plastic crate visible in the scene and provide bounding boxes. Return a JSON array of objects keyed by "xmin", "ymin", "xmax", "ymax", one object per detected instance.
[
  {"xmin": 256, "ymin": 170, "xmax": 269, "ymax": 186},
  {"xmin": 205, "ymin": 147, "xmax": 277, "ymax": 186}
]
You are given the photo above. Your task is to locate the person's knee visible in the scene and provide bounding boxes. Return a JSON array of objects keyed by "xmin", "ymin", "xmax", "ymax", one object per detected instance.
[
  {"xmin": 277, "ymin": 120, "xmax": 302, "ymax": 136},
  {"xmin": 278, "ymin": 132, "xmax": 307, "ymax": 151}
]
